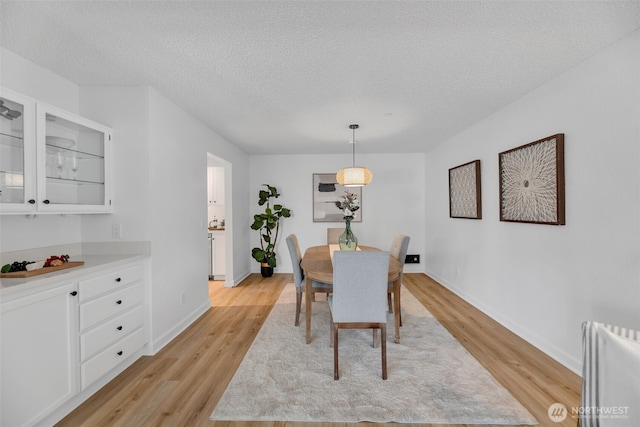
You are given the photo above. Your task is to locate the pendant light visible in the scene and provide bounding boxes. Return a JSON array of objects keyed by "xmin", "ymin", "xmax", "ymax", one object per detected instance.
[{"xmin": 336, "ymin": 124, "xmax": 373, "ymax": 187}]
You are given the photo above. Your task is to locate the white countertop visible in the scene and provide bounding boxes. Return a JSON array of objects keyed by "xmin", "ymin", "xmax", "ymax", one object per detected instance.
[{"xmin": 0, "ymin": 253, "xmax": 149, "ymax": 300}]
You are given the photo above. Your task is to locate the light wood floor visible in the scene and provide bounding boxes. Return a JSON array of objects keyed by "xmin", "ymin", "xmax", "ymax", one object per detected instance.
[{"xmin": 57, "ymin": 273, "xmax": 581, "ymax": 427}]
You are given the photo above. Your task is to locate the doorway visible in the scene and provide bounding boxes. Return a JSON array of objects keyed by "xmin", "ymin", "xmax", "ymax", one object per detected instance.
[{"xmin": 207, "ymin": 153, "xmax": 233, "ymax": 288}]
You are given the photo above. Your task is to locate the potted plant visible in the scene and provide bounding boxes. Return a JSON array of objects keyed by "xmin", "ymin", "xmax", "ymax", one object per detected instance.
[{"xmin": 250, "ymin": 184, "xmax": 292, "ymax": 277}]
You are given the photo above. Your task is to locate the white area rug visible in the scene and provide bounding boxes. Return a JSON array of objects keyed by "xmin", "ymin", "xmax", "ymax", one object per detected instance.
[{"xmin": 210, "ymin": 283, "xmax": 538, "ymax": 424}]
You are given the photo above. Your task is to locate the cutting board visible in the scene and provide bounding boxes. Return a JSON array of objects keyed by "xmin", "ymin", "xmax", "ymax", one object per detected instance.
[{"xmin": 0, "ymin": 261, "xmax": 85, "ymax": 278}]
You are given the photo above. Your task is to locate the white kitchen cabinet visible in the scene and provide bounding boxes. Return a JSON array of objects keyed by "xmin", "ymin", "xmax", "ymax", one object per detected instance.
[
  {"xmin": 0, "ymin": 88, "xmax": 37, "ymax": 213},
  {"xmin": 0, "ymin": 87, "xmax": 113, "ymax": 214},
  {"xmin": 78, "ymin": 262, "xmax": 145, "ymax": 390},
  {"xmin": 213, "ymin": 232, "xmax": 226, "ymax": 278},
  {"xmin": 207, "ymin": 166, "xmax": 224, "ymax": 205},
  {"xmin": 1, "ymin": 281, "xmax": 79, "ymax": 427},
  {"xmin": 0, "ymin": 258, "xmax": 148, "ymax": 426}
]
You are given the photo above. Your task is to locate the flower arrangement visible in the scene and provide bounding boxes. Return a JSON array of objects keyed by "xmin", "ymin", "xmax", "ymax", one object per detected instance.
[{"xmin": 335, "ymin": 191, "xmax": 359, "ymax": 220}]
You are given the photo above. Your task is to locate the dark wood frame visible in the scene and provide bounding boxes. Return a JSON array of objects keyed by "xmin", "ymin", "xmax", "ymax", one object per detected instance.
[
  {"xmin": 498, "ymin": 134, "xmax": 565, "ymax": 225},
  {"xmin": 312, "ymin": 173, "xmax": 362, "ymax": 222},
  {"xmin": 449, "ymin": 160, "xmax": 482, "ymax": 219}
]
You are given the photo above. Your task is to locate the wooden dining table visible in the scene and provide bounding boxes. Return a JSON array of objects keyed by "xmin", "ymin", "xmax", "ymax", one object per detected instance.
[{"xmin": 300, "ymin": 244, "xmax": 403, "ymax": 344}]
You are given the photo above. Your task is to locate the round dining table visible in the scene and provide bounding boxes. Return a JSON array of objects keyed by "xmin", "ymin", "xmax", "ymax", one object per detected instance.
[{"xmin": 300, "ymin": 245, "xmax": 403, "ymax": 344}]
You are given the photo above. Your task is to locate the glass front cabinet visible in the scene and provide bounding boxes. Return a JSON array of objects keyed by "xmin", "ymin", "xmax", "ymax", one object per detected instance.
[{"xmin": 0, "ymin": 88, "xmax": 112, "ymax": 214}]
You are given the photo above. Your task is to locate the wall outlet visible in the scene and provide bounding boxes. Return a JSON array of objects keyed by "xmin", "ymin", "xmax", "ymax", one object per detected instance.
[
  {"xmin": 405, "ymin": 254, "xmax": 420, "ymax": 264},
  {"xmin": 111, "ymin": 224, "xmax": 122, "ymax": 239},
  {"xmin": 180, "ymin": 292, "xmax": 186, "ymax": 304}
]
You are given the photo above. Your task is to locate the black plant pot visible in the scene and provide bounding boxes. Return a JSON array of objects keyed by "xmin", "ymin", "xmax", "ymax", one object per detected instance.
[{"xmin": 260, "ymin": 264, "xmax": 274, "ymax": 278}]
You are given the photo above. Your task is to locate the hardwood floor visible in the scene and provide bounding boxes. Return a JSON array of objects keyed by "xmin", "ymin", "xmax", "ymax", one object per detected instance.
[{"xmin": 56, "ymin": 273, "xmax": 581, "ymax": 427}]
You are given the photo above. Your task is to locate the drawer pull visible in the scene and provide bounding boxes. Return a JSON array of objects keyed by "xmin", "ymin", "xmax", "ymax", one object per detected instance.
[
  {"xmin": 115, "ymin": 277, "xmax": 122, "ymax": 282},
  {"xmin": 117, "ymin": 326, "xmax": 123, "ymax": 331},
  {"xmin": 70, "ymin": 291, "xmax": 78, "ymax": 296},
  {"xmin": 117, "ymin": 351, "xmax": 123, "ymax": 356},
  {"xmin": 116, "ymin": 300, "xmax": 123, "ymax": 305}
]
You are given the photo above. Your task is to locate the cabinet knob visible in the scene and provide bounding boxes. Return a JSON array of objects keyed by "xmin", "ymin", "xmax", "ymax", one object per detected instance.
[
  {"xmin": 116, "ymin": 300, "xmax": 122, "ymax": 305},
  {"xmin": 70, "ymin": 291, "xmax": 78, "ymax": 296},
  {"xmin": 115, "ymin": 277, "xmax": 122, "ymax": 282},
  {"xmin": 117, "ymin": 351, "xmax": 123, "ymax": 356},
  {"xmin": 28, "ymin": 199, "xmax": 36, "ymax": 204},
  {"xmin": 43, "ymin": 199, "xmax": 50, "ymax": 204},
  {"xmin": 117, "ymin": 326, "xmax": 123, "ymax": 331}
]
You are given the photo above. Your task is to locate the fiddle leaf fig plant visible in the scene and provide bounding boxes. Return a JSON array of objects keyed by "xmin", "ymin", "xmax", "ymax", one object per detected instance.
[{"xmin": 250, "ymin": 184, "xmax": 292, "ymax": 269}]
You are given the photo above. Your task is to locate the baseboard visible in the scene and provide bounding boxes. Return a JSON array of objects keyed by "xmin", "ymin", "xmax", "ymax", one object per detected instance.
[
  {"xmin": 423, "ymin": 269, "xmax": 582, "ymax": 375},
  {"xmin": 226, "ymin": 270, "xmax": 250, "ymax": 287},
  {"xmin": 148, "ymin": 299, "xmax": 210, "ymax": 354}
]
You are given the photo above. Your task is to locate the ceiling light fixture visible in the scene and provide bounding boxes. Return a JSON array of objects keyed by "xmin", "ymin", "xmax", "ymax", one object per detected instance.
[{"xmin": 336, "ymin": 124, "xmax": 372, "ymax": 187}]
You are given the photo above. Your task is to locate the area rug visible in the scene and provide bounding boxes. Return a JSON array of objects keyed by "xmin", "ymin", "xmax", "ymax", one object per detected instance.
[{"xmin": 209, "ymin": 283, "xmax": 538, "ymax": 424}]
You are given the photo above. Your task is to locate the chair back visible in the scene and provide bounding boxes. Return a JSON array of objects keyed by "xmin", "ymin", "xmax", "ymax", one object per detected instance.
[
  {"xmin": 390, "ymin": 233, "xmax": 410, "ymax": 265},
  {"xmin": 285, "ymin": 234, "xmax": 304, "ymax": 288},
  {"xmin": 332, "ymin": 251, "xmax": 389, "ymax": 323},
  {"xmin": 327, "ymin": 228, "xmax": 343, "ymax": 244}
]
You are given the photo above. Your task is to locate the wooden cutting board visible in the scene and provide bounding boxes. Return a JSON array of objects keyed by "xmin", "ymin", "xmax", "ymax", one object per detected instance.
[{"xmin": 0, "ymin": 261, "xmax": 85, "ymax": 278}]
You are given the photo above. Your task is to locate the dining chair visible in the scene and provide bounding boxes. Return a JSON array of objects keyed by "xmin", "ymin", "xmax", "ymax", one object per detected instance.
[
  {"xmin": 329, "ymin": 251, "xmax": 389, "ymax": 380},
  {"xmin": 286, "ymin": 234, "xmax": 333, "ymax": 326},
  {"xmin": 387, "ymin": 234, "xmax": 410, "ymax": 326},
  {"xmin": 326, "ymin": 228, "xmax": 343, "ymax": 244}
]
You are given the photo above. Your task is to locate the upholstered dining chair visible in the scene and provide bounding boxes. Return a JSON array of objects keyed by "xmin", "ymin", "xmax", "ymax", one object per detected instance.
[
  {"xmin": 326, "ymin": 228, "xmax": 343, "ymax": 244},
  {"xmin": 286, "ymin": 234, "xmax": 333, "ymax": 326},
  {"xmin": 329, "ymin": 251, "xmax": 389, "ymax": 380},
  {"xmin": 387, "ymin": 234, "xmax": 410, "ymax": 325}
]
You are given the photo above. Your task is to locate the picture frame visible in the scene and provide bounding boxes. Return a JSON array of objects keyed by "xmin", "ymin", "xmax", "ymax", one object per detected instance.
[
  {"xmin": 499, "ymin": 134, "xmax": 565, "ymax": 225},
  {"xmin": 449, "ymin": 160, "xmax": 482, "ymax": 219},
  {"xmin": 312, "ymin": 173, "xmax": 362, "ymax": 222}
]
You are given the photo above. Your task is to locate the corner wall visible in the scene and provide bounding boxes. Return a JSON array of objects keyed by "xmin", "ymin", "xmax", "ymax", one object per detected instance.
[{"xmin": 424, "ymin": 30, "xmax": 640, "ymax": 373}]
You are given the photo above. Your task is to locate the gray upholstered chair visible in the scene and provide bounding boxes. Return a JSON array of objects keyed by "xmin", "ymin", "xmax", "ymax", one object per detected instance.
[
  {"xmin": 329, "ymin": 251, "xmax": 389, "ymax": 380},
  {"xmin": 286, "ymin": 234, "xmax": 333, "ymax": 326},
  {"xmin": 387, "ymin": 234, "xmax": 410, "ymax": 325},
  {"xmin": 326, "ymin": 228, "xmax": 343, "ymax": 244}
]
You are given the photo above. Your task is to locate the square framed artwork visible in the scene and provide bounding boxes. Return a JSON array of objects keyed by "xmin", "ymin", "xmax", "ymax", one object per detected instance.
[
  {"xmin": 312, "ymin": 173, "xmax": 362, "ymax": 222},
  {"xmin": 449, "ymin": 160, "xmax": 482, "ymax": 219},
  {"xmin": 499, "ymin": 134, "xmax": 565, "ymax": 225}
]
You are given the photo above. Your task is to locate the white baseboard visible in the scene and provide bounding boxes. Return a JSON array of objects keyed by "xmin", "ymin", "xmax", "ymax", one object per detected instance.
[
  {"xmin": 424, "ymin": 269, "xmax": 582, "ymax": 375},
  {"xmin": 148, "ymin": 299, "xmax": 210, "ymax": 354}
]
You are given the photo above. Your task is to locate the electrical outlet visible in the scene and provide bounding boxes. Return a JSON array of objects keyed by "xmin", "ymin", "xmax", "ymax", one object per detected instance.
[
  {"xmin": 405, "ymin": 254, "xmax": 420, "ymax": 264},
  {"xmin": 180, "ymin": 292, "xmax": 186, "ymax": 304},
  {"xmin": 111, "ymin": 224, "xmax": 122, "ymax": 239}
]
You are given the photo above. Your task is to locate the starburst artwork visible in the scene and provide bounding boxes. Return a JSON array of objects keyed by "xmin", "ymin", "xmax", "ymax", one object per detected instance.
[
  {"xmin": 499, "ymin": 134, "xmax": 565, "ymax": 225},
  {"xmin": 449, "ymin": 160, "xmax": 482, "ymax": 219}
]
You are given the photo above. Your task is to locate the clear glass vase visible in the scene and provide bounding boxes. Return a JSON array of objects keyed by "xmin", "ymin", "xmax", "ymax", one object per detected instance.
[{"xmin": 339, "ymin": 218, "xmax": 358, "ymax": 250}]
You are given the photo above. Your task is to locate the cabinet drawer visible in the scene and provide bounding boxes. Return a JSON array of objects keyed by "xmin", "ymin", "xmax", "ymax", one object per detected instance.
[
  {"xmin": 81, "ymin": 327, "xmax": 145, "ymax": 390},
  {"xmin": 81, "ymin": 305, "xmax": 144, "ymax": 362},
  {"xmin": 79, "ymin": 264, "xmax": 143, "ymax": 302},
  {"xmin": 80, "ymin": 283, "xmax": 143, "ymax": 330}
]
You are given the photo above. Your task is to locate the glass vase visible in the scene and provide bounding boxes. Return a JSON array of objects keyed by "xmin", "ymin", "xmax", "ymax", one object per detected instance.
[{"xmin": 339, "ymin": 218, "xmax": 358, "ymax": 250}]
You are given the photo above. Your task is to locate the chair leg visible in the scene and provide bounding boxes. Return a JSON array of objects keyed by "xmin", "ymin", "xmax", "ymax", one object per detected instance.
[
  {"xmin": 398, "ymin": 287, "xmax": 402, "ymax": 327},
  {"xmin": 372, "ymin": 329, "xmax": 378, "ymax": 348},
  {"xmin": 387, "ymin": 293, "xmax": 393, "ymax": 313},
  {"xmin": 330, "ymin": 317, "xmax": 335, "ymax": 347},
  {"xmin": 295, "ymin": 289, "xmax": 302, "ymax": 326},
  {"xmin": 381, "ymin": 324, "xmax": 387, "ymax": 380},
  {"xmin": 334, "ymin": 325, "xmax": 340, "ymax": 380}
]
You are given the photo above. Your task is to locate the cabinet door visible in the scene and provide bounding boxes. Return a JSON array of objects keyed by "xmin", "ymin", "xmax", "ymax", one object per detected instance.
[
  {"xmin": 0, "ymin": 88, "xmax": 37, "ymax": 213},
  {"xmin": 208, "ymin": 166, "xmax": 224, "ymax": 205},
  {"xmin": 36, "ymin": 102, "xmax": 112, "ymax": 213},
  {"xmin": 214, "ymin": 233, "xmax": 226, "ymax": 276},
  {"xmin": 1, "ymin": 282, "xmax": 79, "ymax": 427}
]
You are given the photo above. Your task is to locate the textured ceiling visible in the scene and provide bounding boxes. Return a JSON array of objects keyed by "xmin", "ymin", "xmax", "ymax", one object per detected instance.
[{"xmin": 1, "ymin": 1, "xmax": 639, "ymax": 155}]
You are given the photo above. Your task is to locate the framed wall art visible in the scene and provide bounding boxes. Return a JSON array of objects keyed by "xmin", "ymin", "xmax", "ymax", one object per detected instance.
[
  {"xmin": 312, "ymin": 173, "xmax": 362, "ymax": 222},
  {"xmin": 499, "ymin": 134, "xmax": 565, "ymax": 225},
  {"xmin": 449, "ymin": 160, "xmax": 482, "ymax": 219}
]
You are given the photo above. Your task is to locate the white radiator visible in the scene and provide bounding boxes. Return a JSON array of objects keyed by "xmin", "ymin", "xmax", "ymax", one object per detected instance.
[{"xmin": 580, "ymin": 321, "xmax": 640, "ymax": 427}]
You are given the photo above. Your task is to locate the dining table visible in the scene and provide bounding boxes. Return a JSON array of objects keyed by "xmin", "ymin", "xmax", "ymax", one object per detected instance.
[{"xmin": 300, "ymin": 244, "xmax": 404, "ymax": 344}]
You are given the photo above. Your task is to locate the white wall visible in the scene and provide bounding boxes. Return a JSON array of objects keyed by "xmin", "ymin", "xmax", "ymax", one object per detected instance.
[
  {"xmin": 424, "ymin": 29, "xmax": 640, "ymax": 373},
  {"xmin": 249, "ymin": 153, "xmax": 426, "ymax": 274},
  {"xmin": 80, "ymin": 86, "xmax": 251, "ymax": 349}
]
